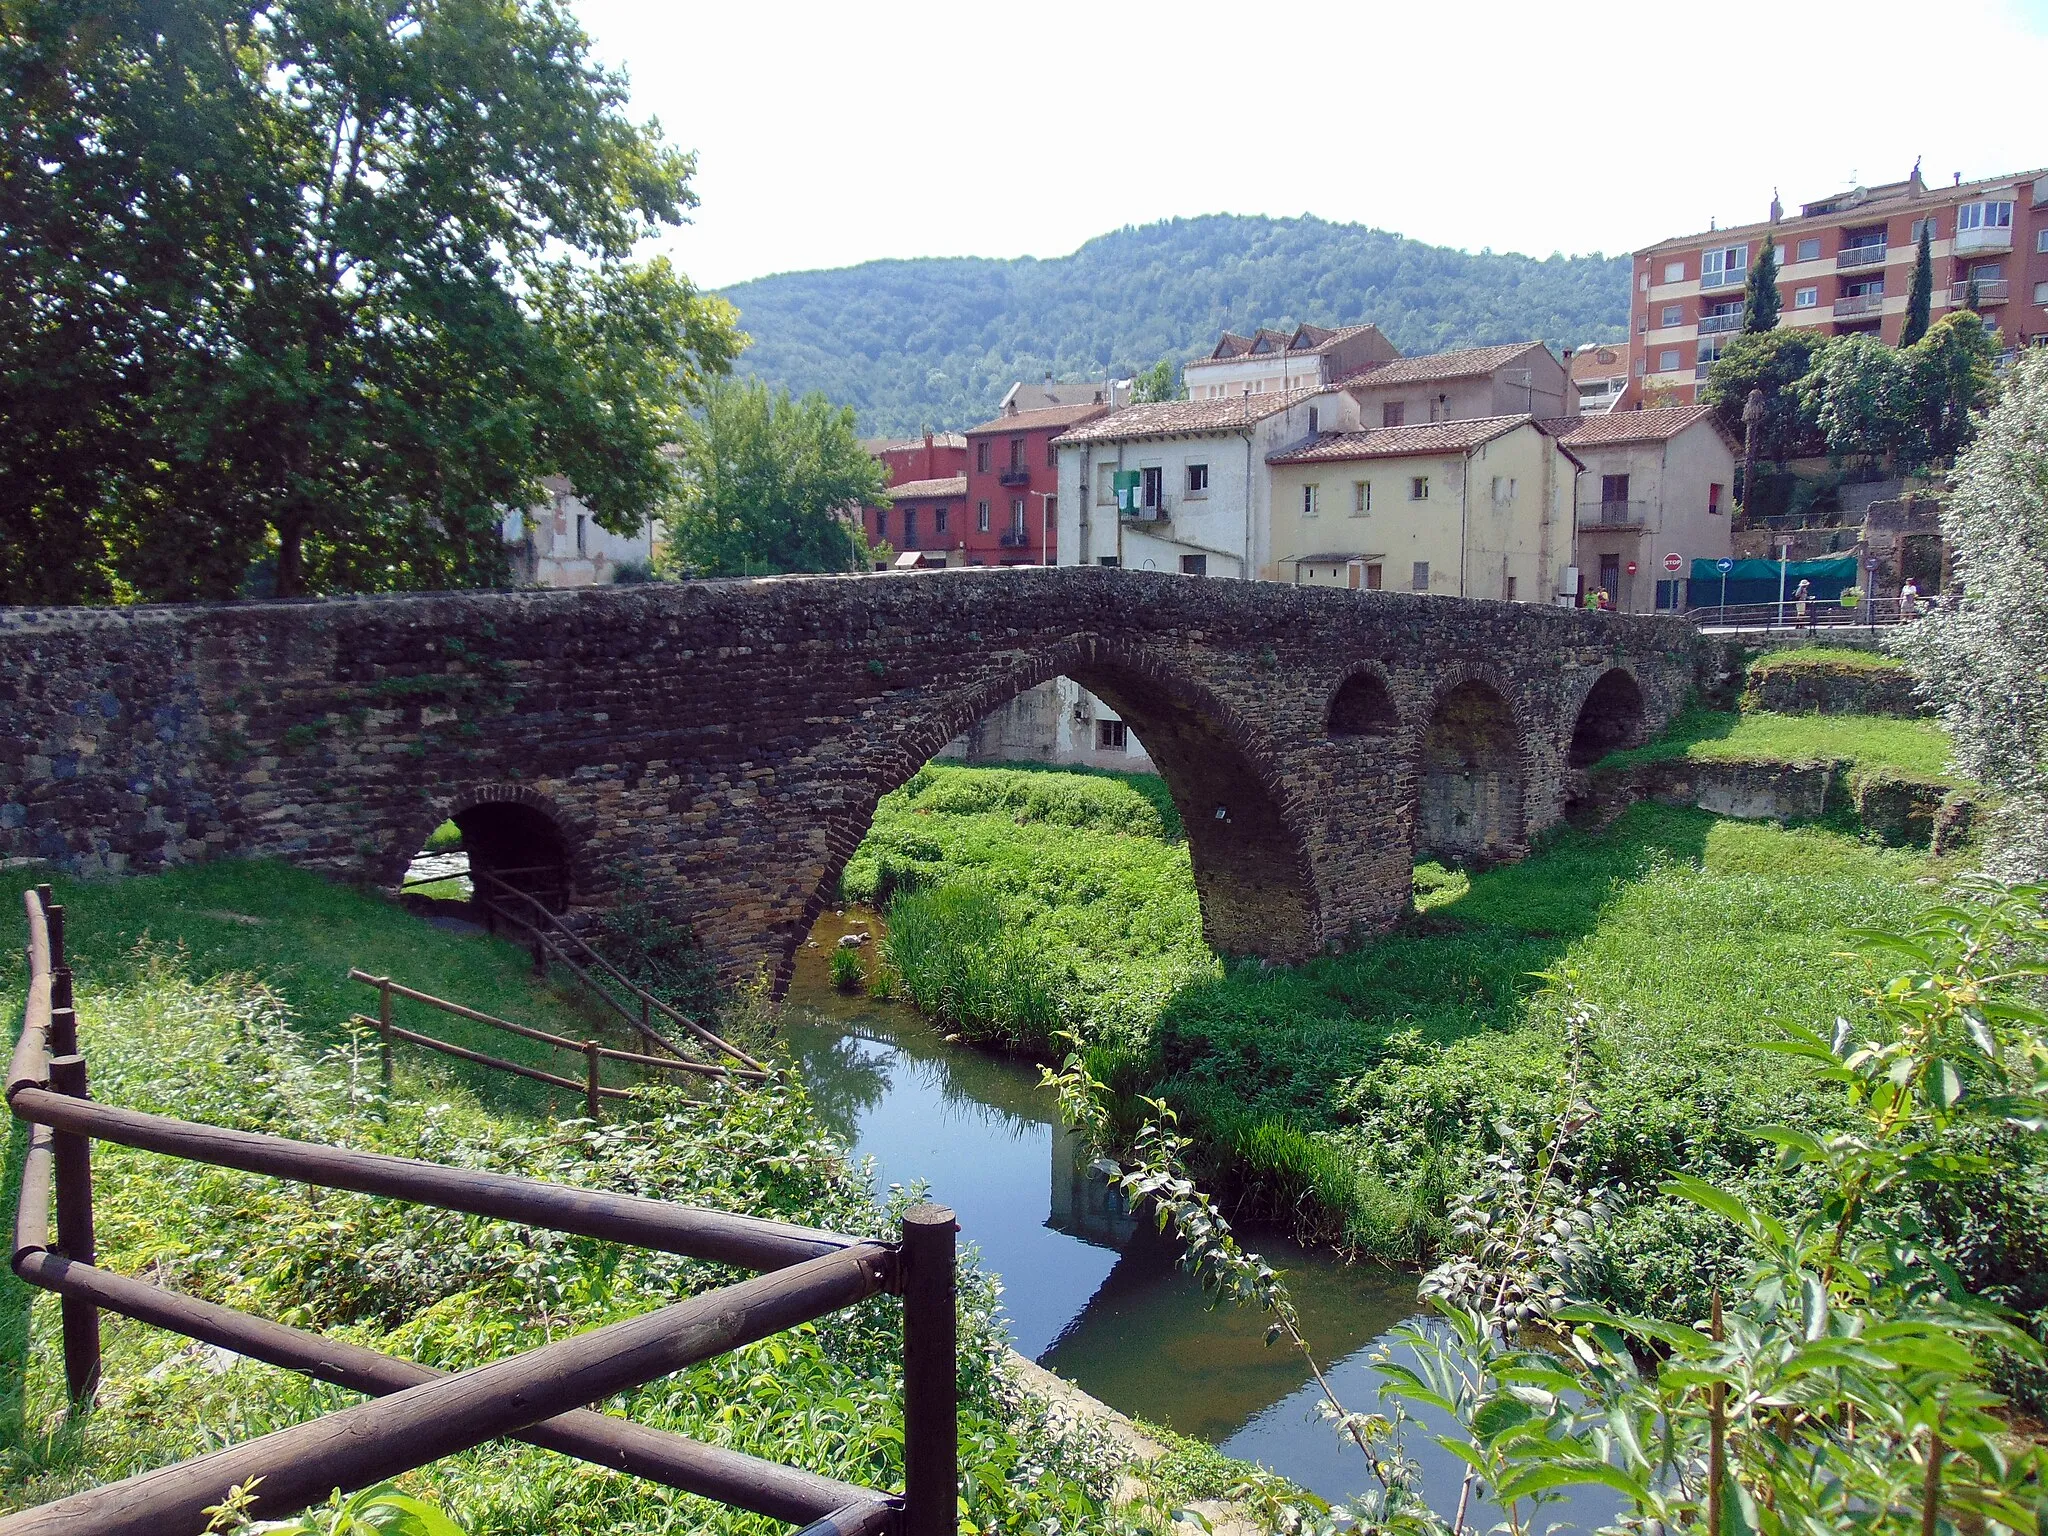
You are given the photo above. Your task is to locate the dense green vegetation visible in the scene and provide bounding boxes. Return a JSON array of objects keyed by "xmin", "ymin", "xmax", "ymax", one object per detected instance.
[
  {"xmin": 841, "ymin": 761, "xmax": 2045, "ymax": 1365},
  {"xmin": 0, "ymin": 866, "xmax": 1146, "ymax": 1530},
  {"xmin": 1592, "ymin": 705, "xmax": 1959, "ymax": 781},
  {"xmin": 723, "ymin": 215, "xmax": 1629, "ymax": 435}
]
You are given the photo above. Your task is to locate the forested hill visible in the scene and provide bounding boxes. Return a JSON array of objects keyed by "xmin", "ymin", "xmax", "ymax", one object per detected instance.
[{"xmin": 718, "ymin": 214, "xmax": 1632, "ymax": 435}]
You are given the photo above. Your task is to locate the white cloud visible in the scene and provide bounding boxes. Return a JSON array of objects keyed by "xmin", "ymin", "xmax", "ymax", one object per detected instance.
[{"xmin": 574, "ymin": 0, "xmax": 2048, "ymax": 290}]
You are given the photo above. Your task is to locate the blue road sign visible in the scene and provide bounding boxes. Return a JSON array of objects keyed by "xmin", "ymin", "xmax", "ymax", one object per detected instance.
[{"xmin": 1716, "ymin": 557, "xmax": 1734, "ymax": 574}]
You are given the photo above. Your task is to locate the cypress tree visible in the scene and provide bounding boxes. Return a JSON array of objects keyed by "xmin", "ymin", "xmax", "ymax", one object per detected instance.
[
  {"xmin": 1964, "ymin": 272, "xmax": 1983, "ymax": 314},
  {"xmin": 1743, "ymin": 237, "xmax": 1781, "ymax": 332},
  {"xmin": 1902, "ymin": 223, "xmax": 1934, "ymax": 345}
]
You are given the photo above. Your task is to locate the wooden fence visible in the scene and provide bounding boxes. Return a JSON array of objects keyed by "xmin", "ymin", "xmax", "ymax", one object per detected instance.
[{"xmin": 4, "ymin": 888, "xmax": 958, "ymax": 1536}]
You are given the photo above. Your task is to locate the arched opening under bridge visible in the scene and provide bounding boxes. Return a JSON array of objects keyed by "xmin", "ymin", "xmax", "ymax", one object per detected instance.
[{"xmin": 1418, "ymin": 680, "xmax": 1524, "ymax": 862}]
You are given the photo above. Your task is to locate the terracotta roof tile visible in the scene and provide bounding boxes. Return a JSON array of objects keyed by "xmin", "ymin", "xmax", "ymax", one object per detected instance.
[
  {"xmin": 862, "ymin": 434, "xmax": 967, "ymax": 453},
  {"xmin": 964, "ymin": 403, "xmax": 1108, "ymax": 436},
  {"xmin": 1267, "ymin": 415, "xmax": 1534, "ymax": 464},
  {"xmin": 1052, "ymin": 388, "xmax": 1324, "ymax": 445},
  {"xmin": 1188, "ymin": 322, "xmax": 1385, "ymax": 369},
  {"xmin": 1336, "ymin": 342, "xmax": 1549, "ymax": 390},
  {"xmin": 1539, "ymin": 406, "xmax": 1729, "ymax": 447},
  {"xmin": 881, "ymin": 475, "xmax": 967, "ymax": 499}
]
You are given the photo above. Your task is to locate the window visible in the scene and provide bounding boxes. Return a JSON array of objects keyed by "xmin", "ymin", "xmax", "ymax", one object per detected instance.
[
  {"xmin": 1409, "ymin": 475, "xmax": 1430, "ymax": 500},
  {"xmin": 902, "ymin": 509, "xmax": 917, "ymax": 548},
  {"xmin": 1096, "ymin": 719, "xmax": 1127, "ymax": 751},
  {"xmin": 1382, "ymin": 401, "xmax": 1405, "ymax": 427},
  {"xmin": 2037, "ymin": 228, "xmax": 2048, "ymax": 254},
  {"xmin": 934, "ymin": 505, "xmax": 949, "ymax": 533},
  {"xmin": 1505, "ymin": 576, "xmax": 1517, "ymax": 601},
  {"xmin": 1796, "ymin": 237, "xmax": 1821, "ymax": 262},
  {"xmin": 1663, "ymin": 261, "xmax": 1685, "ymax": 283},
  {"xmin": 1186, "ymin": 463, "xmax": 1209, "ymax": 494},
  {"xmin": 874, "ymin": 508, "xmax": 888, "ymax": 539},
  {"xmin": 2035, "ymin": 281, "xmax": 2048, "ymax": 305},
  {"xmin": 1635, "ymin": 359, "xmax": 1648, "ymax": 377},
  {"xmin": 1365, "ymin": 562, "xmax": 1383, "ymax": 590},
  {"xmin": 1140, "ymin": 466, "xmax": 1162, "ymax": 509},
  {"xmin": 1352, "ymin": 480, "xmax": 1370, "ymax": 515},
  {"xmin": 1308, "ymin": 406, "xmax": 1320, "ymax": 434},
  {"xmin": 1701, "ymin": 244, "xmax": 1747, "ymax": 286},
  {"xmin": 1638, "ymin": 272, "xmax": 1650, "ymax": 292},
  {"xmin": 1696, "ymin": 334, "xmax": 1728, "ymax": 367},
  {"xmin": 976, "ymin": 441, "xmax": 991, "ymax": 473},
  {"xmin": 1096, "ymin": 555, "xmax": 1120, "ymax": 567},
  {"xmin": 1411, "ymin": 561, "xmax": 1430, "ymax": 592},
  {"xmin": 1010, "ymin": 498, "xmax": 1026, "ymax": 531},
  {"xmin": 1180, "ymin": 554, "xmax": 1207, "ymax": 576},
  {"xmin": 1007, "ymin": 437, "xmax": 1025, "ymax": 469},
  {"xmin": 1658, "ymin": 349, "xmax": 1681, "ymax": 373},
  {"xmin": 1602, "ymin": 473, "xmax": 1630, "ymax": 504},
  {"xmin": 574, "ymin": 513, "xmax": 587, "ymax": 556},
  {"xmin": 1958, "ymin": 200, "xmax": 2013, "ymax": 231},
  {"xmin": 1708, "ymin": 483, "xmax": 1723, "ymax": 515},
  {"xmin": 1910, "ymin": 218, "xmax": 1937, "ymax": 243},
  {"xmin": 1795, "ymin": 286, "xmax": 1818, "ymax": 308},
  {"xmin": 1046, "ymin": 440, "xmax": 1058, "ymax": 469},
  {"xmin": 1302, "ymin": 483, "xmax": 1319, "ymax": 517},
  {"xmin": 1097, "ymin": 464, "xmax": 1116, "ymax": 504},
  {"xmin": 976, "ymin": 500, "xmax": 990, "ymax": 532},
  {"xmin": 1638, "ymin": 313, "xmax": 1648, "ymax": 333},
  {"xmin": 1660, "ymin": 304, "xmax": 1683, "ymax": 328},
  {"xmin": 1491, "ymin": 475, "xmax": 1517, "ymax": 503}
]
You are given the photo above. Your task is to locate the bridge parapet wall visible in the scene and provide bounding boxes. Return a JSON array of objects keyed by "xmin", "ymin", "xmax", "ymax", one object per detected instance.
[{"xmin": 0, "ymin": 570, "xmax": 1704, "ymax": 988}]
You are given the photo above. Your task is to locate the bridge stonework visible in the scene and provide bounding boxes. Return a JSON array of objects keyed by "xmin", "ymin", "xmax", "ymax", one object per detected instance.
[{"xmin": 0, "ymin": 570, "xmax": 1704, "ymax": 990}]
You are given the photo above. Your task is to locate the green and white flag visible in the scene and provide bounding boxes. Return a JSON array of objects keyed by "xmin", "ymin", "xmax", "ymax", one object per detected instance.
[{"xmin": 1113, "ymin": 470, "xmax": 1141, "ymax": 513}]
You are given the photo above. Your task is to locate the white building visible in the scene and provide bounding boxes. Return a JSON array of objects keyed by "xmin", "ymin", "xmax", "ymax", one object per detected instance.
[
  {"xmin": 1342, "ymin": 342, "xmax": 1577, "ymax": 426},
  {"xmin": 502, "ymin": 476, "xmax": 655, "ymax": 587},
  {"xmin": 1052, "ymin": 389, "xmax": 1359, "ymax": 577},
  {"xmin": 1181, "ymin": 323, "xmax": 1399, "ymax": 399}
]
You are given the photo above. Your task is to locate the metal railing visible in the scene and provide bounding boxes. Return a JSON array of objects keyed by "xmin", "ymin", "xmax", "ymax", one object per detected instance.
[
  {"xmin": 997, "ymin": 529, "xmax": 1031, "ymax": 548},
  {"xmin": 997, "ymin": 467, "xmax": 1030, "ymax": 487},
  {"xmin": 1689, "ymin": 595, "xmax": 1927, "ymax": 629},
  {"xmin": 4, "ymin": 888, "xmax": 958, "ymax": 1536},
  {"xmin": 1949, "ymin": 279, "xmax": 2009, "ymax": 305},
  {"xmin": 1834, "ymin": 292, "xmax": 1886, "ymax": 318},
  {"xmin": 1699, "ymin": 268, "xmax": 1746, "ymax": 290},
  {"xmin": 1697, "ymin": 311, "xmax": 1743, "ymax": 334},
  {"xmin": 1577, "ymin": 498, "xmax": 1650, "ymax": 528},
  {"xmin": 1835, "ymin": 245, "xmax": 1888, "ymax": 269}
]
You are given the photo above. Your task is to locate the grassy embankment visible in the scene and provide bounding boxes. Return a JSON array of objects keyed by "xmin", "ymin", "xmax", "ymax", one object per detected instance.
[
  {"xmin": 842, "ymin": 744, "xmax": 2044, "ymax": 1346},
  {"xmin": 0, "ymin": 865, "xmax": 1198, "ymax": 1531},
  {"xmin": 1595, "ymin": 705, "xmax": 1959, "ymax": 782}
]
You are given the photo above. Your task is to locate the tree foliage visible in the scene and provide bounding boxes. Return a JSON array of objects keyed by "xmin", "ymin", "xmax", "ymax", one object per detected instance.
[
  {"xmin": 1802, "ymin": 311, "xmax": 1998, "ymax": 468},
  {"xmin": 1130, "ymin": 358, "xmax": 1178, "ymax": 403},
  {"xmin": 720, "ymin": 215, "xmax": 1630, "ymax": 434},
  {"xmin": 1742, "ymin": 237, "xmax": 1780, "ymax": 333},
  {"xmin": 0, "ymin": 0, "xmax": 739, "ymax": 602},
  {"xmin": 1703, "ymin": 328, "xmax": 1830, "ymax": 462},
  {"xmin": 1903, "ymin": 223, "xmax": 1935, "ymax": 346},
  {"xmin": 1890, "ymin": 348, "xmax": 2048, "ymax": 871},
  {"xmin": 660, "ymin": 379, "xmax": 888, "ymax": 577}
]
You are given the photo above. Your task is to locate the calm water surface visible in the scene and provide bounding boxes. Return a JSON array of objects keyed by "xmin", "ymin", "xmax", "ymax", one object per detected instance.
[{"xmin": 781, "ymin": 912, "xmax": 1581, "ymax": 1517}]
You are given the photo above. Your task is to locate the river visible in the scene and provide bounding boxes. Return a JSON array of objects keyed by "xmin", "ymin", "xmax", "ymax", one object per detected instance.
[{"xmin": 782, "ymin": 910, "xmax": 1520, "ymax": 1515}]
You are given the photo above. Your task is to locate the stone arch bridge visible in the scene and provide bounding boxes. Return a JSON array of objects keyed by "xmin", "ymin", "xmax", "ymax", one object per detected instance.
[{"xmin": 0, "ymin": 569, "xmax": 1704, "ymax": 990}]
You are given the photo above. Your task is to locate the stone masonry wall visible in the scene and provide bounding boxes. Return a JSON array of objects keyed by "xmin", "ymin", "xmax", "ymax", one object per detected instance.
[{"xmin": 0, "ymin": 569, "xmax": 1702, "ymax": 991}]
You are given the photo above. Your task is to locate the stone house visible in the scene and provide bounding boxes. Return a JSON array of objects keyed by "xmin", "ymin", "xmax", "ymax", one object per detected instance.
[
  {"xmin": 1182, "ymin": 323, "xmax": 1400, "ymax": 399},
  {"xmin": 501, "ymin": 476, "xmax": 654, "ymax": 587},
  {"xmin": 1341, "ymin": 341, "xmax": 1577, "ymax": 426}
]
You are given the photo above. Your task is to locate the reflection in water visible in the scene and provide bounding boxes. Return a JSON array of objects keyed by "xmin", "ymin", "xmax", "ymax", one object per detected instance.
[{"xmin": 782, "ymin": 915, "xmax": 1608, "ymax": 1524}]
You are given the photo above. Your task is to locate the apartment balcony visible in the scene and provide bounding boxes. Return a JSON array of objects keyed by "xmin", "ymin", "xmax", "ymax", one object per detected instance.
[
  {"xmin": 1694, "ymin": 360, "xmax": 1723, "ymax": 380},
  {"xmin": 1577, "ymin": 499, "xmax": 1649, "ymax": 531},
  {"xmin": 1953, "ymin": 225, "xmax": 2012, "ymax": 255},
  {"xmin": 997, "ymin": 467, "xmax": 1031, "ymax": 487},
  {"xmin": 997, "ymin": 529, "xmax": 1031, "ymax": 549},
  {"xmin": 1120, "ymin": 495, "xmax": 1172, "ymax": 523},
  {"xmin": 1698, "ymin": 269, "xmax": 1746, "ymax": 291},
  {"xmin": 1950, "ymin": 278, "xmax": 2010, "ymax": 306},
  {"xmin": 1835, "ymin": 244, "xmax": 1888, "ymax": 270},
  {"xmin": 1833, "ymin": 292, "xmax": 1886, "ymax": 318},
  {"xmin": 1697, "ymin": 311, "xmax": 1743, "ymax": 334}
]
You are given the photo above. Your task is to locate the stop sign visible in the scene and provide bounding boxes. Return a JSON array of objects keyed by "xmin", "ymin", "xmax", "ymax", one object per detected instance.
[{"xmin": 1663, "ymin": 552, "xmax": 1683, "ymax": 573}]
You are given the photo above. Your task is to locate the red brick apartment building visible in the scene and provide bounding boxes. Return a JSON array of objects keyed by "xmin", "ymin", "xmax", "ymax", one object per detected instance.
[
  {"xmin": 960, "ymin": 401, "xmax": 1106, "ymax": 564},
  {"xmin": 864, "ymin": 431, "xmax": 967, "ymax": 488},
  {"xmin": 860, "ymin": 431, "xmax": 967, "ymax": 561},
  {"xmin": 1631, "ymin": 164, "xmax": 2048, "ymax": 402}
]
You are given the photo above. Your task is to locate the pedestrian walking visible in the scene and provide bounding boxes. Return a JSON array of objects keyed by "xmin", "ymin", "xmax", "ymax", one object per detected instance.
[
  {"xmin": 1793, "ymin": 577, "xmax": 1812, "ymax": 628},
  {"xmin": 1898, "ymin": 577, "xmax": 1920, "ymax": 621}
]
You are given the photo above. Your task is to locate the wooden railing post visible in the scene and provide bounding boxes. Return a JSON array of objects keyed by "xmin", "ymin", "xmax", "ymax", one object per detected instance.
[
  {"xmin": 900, "ymin": 1203, "xmax": 957, "ymax": 1536},
  {"xmin": 531, "ymin": 932, "xmax": 546, "ymax": 977},
  {"xmin": 44, "ymin": 901, "xmax": 64, "ymax": 972},
  {"xmin": 49, "ymin": 1051, "xmax": 101, "ymax": 1403},
  {"xmin": 583, "ymin": 1041, "xmax": 603, "ymax": 1124},
  {"xmin": 376, "ymin": 978, "xmax": 395, "ymax": 1093}
]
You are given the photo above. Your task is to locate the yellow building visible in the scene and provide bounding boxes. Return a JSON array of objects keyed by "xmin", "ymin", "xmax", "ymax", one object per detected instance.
[{"xmin": 1264, "ymin": 416, "xmax": 1583, "ymax": 602}]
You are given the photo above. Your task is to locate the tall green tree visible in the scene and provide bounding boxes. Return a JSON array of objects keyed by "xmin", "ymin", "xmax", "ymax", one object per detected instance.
[
  {"xmin": 1902, "ymin": 222, "xmax": 1935, "ymax": 345},
  {"xmin": 1702, "ymin": 327, "xmax": 1828, "ymax": 462},
  {"xmin": 662, "ymin": 379, "xmax": 889, "ymax": 577},
  {"xmin": 1742, "ymin": 236, "xmax": 1780, "ymax": 332},
  {"xmin": 0, "ymin": 0, "xmax": 740, "ymax": 603},
  {"xmin": 1909, "ymin": 309, "xmax": 1998, "ymax": 464},
  {"xmin": 1130, "ymin": 358, "xmax": 1179, "ymax": 403},
  {"xmin": 1800, "ymin": 333, "xmax": 1922, "ymax": 464}
]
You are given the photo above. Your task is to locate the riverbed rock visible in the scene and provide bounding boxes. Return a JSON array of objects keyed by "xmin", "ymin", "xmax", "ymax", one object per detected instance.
[{"xmin": 837, "ymin": 932, "xmax": 868, "ymax": 948}]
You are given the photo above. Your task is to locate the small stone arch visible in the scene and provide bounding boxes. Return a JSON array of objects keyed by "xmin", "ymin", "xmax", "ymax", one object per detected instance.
[
  {"xmin": 1417, "ymin": 675, "xmax": 1527, "ymax": 861},
  {"xmin": 1567, "ymin": 667, "xmax": 1647, "ymax": 768},
  {"xmin": 801, "ymin": 635, "xmax": 1327, "ymax": 979},
  {"xmin": 1326, "ymin": 664, "xmax": 1399, "ymax": 737},
  {"xmin": 388, "ymin": 784, "xmax": 580, "ymax": 914}
]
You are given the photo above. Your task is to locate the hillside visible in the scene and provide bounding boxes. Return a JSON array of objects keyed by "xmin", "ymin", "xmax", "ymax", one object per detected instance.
[{"xmin": 718, "ymin": 214, "xmax": 1632, "ymax": 435}]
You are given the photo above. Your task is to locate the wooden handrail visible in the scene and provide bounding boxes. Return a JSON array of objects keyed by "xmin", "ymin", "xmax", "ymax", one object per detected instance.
[{"xmin": 345, "ymin": 971, "xmax": 765, "ymax": 1080}]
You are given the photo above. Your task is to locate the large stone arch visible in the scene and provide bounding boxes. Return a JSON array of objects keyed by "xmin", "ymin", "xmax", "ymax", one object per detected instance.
[
  {"xmin": 1414, "ymin": 668, "xmax": 1532, "ymax": 862},
  {"xmin": 799, "ymin": 634, "xmax": 1325, "ymax": 980},
  {"xmin": 381, "ymin": 783, "xmax": 583, "ymax": 913},
  {"xmin": 1325, "ymin": 661, "xmax": 1401, "ymax": 738},
  {"xmin": 1565, "ymin": 666, "xmax": 1648, "ymax": 768}
]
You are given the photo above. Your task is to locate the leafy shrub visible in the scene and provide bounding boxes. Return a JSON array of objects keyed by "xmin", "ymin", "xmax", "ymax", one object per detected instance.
[{"xmin": 828, "ymin": 945, "xmax": 865, "ymax": 992}]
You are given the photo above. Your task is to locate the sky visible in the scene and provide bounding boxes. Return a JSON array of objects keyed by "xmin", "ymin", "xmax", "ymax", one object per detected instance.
[{"xmin": 573, "ymin": 0, "xmax": 2048, "ymax": 292}]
